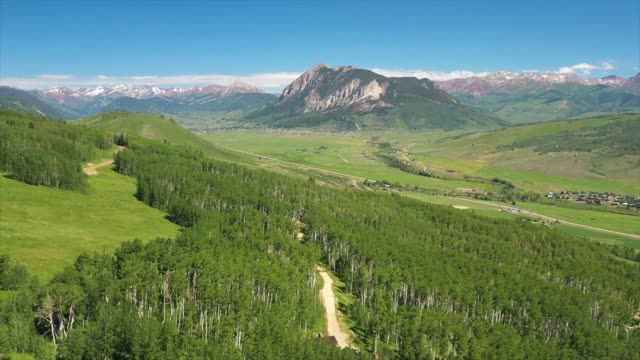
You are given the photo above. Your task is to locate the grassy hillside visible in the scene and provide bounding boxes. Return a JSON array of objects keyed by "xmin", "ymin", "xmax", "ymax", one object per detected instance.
[
  {"xmin": 383, "ymin": 113, "xmax": 640, "ymax": 193},
  {"xmin": 103, "ymin": 93, "xmax": 276, "ymax": 114},
  {"xmin": 509, "ymin": 117, "xmax": 640, "ymax": 155},
  {"xmin": 0, "ymin": 110, "xmax": 180, "ymax": 280},
  {"xmin": 461, "ymin": 84, "xmax": 640, "ymax": 124},
  {"xmin": 0, "ymin": 165, "xmax": 179, "ymax": 281},
  {"xmin": 77, "ymin": 111, "xmax": 254, "ymax": 163}
]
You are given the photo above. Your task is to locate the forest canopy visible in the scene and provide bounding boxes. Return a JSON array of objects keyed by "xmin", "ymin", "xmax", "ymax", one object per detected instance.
[{"xmin": 0, "ymin": 111, "xmax": 639, "ymax": 359}]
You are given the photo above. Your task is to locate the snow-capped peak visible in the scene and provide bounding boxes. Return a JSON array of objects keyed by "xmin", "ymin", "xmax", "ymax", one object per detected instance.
[
  {"xmin": 82, "ymin": 86, "xmax": 107, "ymax": 96},
  {"xmin": 39, "ymin": 83, "xmax": 265, "ymax": 104}
]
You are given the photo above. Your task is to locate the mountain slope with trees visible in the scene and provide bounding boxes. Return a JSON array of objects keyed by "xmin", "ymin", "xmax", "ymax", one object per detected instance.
[
  {"xmin": 1, "ymin": 110, "xmax": 639, "ymax": 358},
  {"xmin": 437, "ymin": 73, "xmax": 640, "ymax": 123}
]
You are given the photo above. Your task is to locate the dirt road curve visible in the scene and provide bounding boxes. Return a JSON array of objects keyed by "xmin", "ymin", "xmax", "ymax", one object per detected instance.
[
  {"xmin": 317, "ymin": 266, "xmax": 350, "ymax": 349},
  {"xmin": 83, "ymin": 146, "xmax": 126, "ymax": 176},
  {"xmin": 455, "ymin": 197, "xmax": 640, "ymax": 240}
]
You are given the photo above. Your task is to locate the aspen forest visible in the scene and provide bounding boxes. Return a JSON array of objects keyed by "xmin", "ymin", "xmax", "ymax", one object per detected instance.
[{"xmin": 1, "ymin": 111, "xmax": 639, "ymax": 359}]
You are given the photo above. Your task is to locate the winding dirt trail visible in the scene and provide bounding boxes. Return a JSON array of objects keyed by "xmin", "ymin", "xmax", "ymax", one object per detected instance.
[
  {"xmin": 83, "ymin": 146, "xmax": 126, "ymax": 176},
  {"xmin": 317, "ymin": 266, "xmax": 351, "ymax": 349}
]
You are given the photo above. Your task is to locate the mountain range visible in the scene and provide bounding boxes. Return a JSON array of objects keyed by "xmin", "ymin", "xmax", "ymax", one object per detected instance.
[
  {"xmin": 435, "ymin": 71, "xmax": 636, "ymax": 97},
  {"xmin": 0, "ymin": 82, "xmax": 277, "ymax": 119},
  {"xmin": 246, "ymin": 64, "xmax": 504, "ymax": 130},
  {"xmin": 436, "ymin": 72, "xmax": 640, "ymax": 123},
  {"xmin": 1, "ymin": 66, "xmax": 640, "ymax": 128}
]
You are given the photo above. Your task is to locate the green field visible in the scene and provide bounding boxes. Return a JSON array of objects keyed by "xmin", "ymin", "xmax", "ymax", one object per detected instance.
[
  {"xmin": 379, "ymin": 114, "xmax": 640, "ymax": 193},
  {"xmin": 0, "ymin": 165, "xmax": 179, "ymax": 280},
  {"xmin": 203, "ymin": 115, "xmax": 640, "ymax": 194},
  {"xmin": 202, "ymin": 115, "xmax": 640, "ymax": 245},
  {"xmin": 164, "ymin": 111, "xmax": 246, "ymax": 131},
  {"xmin": 202, "ymin": 130, "xmax": 503, "ymax": 191}
]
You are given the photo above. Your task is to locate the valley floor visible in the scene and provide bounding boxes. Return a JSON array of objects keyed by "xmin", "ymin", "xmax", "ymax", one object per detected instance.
[{"xmin": 202, "ymin": 128, "xmax": 640, "ymax": 248}]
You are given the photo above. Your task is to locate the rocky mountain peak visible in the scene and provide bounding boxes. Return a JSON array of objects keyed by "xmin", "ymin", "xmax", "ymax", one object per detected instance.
[
  {"xmin": 224, "ymin": 81, "xmax": 263, "ymax": 95},
  {"xmin": 278, "ymin": 64, "xmax": 392, "ymax": 112}
]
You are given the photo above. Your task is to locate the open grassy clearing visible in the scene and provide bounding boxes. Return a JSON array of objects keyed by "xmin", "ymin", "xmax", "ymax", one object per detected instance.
[
  {"xmin": 202, "ymin": 130, "xmax": 501, "ymax": 192},
  {"xmin": 77, "ymin": 112, "xmax": 255, "ymax": 164},
  {"xmin": 0, "ymin": 165, "xmax": 179, "ymax": 281},
  {"xmin": 517, "ymin": 201, "xmax": 640, "ymax": 235}
]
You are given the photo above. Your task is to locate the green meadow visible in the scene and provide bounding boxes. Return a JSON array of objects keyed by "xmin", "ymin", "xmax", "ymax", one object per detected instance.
[
  {"xmin": 77, "ymin": 112, "xmax": 254, "ymax": 164},
  {"xmin": 202, "ymin": 115, "xmax": 640, "ymax": 245},
  {"xmin": 204, "ymin": 114, "xmax": 638, "ymax": 192},
  {"xmin": 0, "ymin": 166, "xmax": 179, "ymax": 281}
]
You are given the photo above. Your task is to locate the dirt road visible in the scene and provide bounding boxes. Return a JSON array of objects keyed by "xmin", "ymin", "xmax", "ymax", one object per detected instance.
[
  {"xmin": 218, "ymin": 146, "xmax": 639, "ymax": 241},
  {"xmin": 317, "ymin": 266, "xmax": 350, "ymax": 349},
  {"xmin": 452, "ymin": 197, "xmax": 640, "ymax": 240},
  {"xmin": 83, "ymin": 146, "xmax": 126, "ymax": 176}
]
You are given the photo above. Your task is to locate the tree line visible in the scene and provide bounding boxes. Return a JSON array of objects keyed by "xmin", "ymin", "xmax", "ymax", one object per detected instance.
[
  {"xmin": 1, "ymin": 111, "xmax": 639, "ymax": 359},
  {"xmin": 0, "ymin": 110, "xmax": 113, "ymax": 189}
]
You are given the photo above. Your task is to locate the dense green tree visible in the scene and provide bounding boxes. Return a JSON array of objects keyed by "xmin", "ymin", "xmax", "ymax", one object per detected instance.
[{"xmin": 0, "ymin": 111, "xmax": 638, "ymax": 358}]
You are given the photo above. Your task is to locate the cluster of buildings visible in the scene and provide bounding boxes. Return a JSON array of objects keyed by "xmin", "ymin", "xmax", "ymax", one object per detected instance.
[{"xmin": 545, "ymin": 191, "xmax": 640, "ymax": 209}]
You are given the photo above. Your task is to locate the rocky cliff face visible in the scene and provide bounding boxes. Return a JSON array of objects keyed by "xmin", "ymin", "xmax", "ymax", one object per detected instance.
[
  {"xmin": 279, "ymin": 64, "xmax": 393, "ymax": 113},
  {"xmin": 247, "ymin": 64, "xmax": 503, "ymax": 130}
]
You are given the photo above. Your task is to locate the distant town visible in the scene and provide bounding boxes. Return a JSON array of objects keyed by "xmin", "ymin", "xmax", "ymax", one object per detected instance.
[{"xmin": 546, "ymin": 191, "xmax": 640, "ymax": 209}]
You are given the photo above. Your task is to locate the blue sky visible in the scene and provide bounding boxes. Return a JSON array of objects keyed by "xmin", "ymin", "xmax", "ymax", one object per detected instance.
[{"xmin": 1, "ymin": 0, "xmax": 638, "ymax": 89}]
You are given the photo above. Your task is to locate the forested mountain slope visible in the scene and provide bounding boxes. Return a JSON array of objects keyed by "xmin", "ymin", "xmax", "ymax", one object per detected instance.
[
  {"xmin": 107, "ymin": 140, "xmax": 640, "ymax": 358},
  {"xmin": 1, "ymin": 110, "xmax": 639, "ymax": 358},
  {"xmin": 0, "ymin": 87, "xmax": 82, "ymax": 120},
  {"xmin": 436, "ymin": 73, "xmax": 640, "ymax": 124}
]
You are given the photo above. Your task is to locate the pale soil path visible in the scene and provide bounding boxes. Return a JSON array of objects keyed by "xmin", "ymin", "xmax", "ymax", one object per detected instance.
[
  {"xmin": 317, "ymin": 266, "xmax": 351, "ymax": 349},
  {"xmin": 83, "ymin": 146, "xmax": 126, "ymax": 176},
  {"xmin": 338, "ymin": 154, "xmax": 350, "ymax": 163},
  {"xmin": 218, "ymin": 146, "xmax": 639, "ymax": 240}
]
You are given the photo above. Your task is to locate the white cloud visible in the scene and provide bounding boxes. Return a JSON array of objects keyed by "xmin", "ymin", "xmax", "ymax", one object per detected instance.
[
  {"xmin": 370, "ymin": 68, "xmax": 488, "ymax": 81},
  {"xmin": 0, "ymin": 72, "xmax": 303, "ymax": 91},
  {"xmin": 37, "ymin": 74, "xmax": 74, "ymax": 80},
  {"xmin": 556, "ymin": 61, "xmax": 615, "ymax": 75},
  {"xmin": 0, "ymin": 62, "xmax": 620, "ymax": 90}
]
